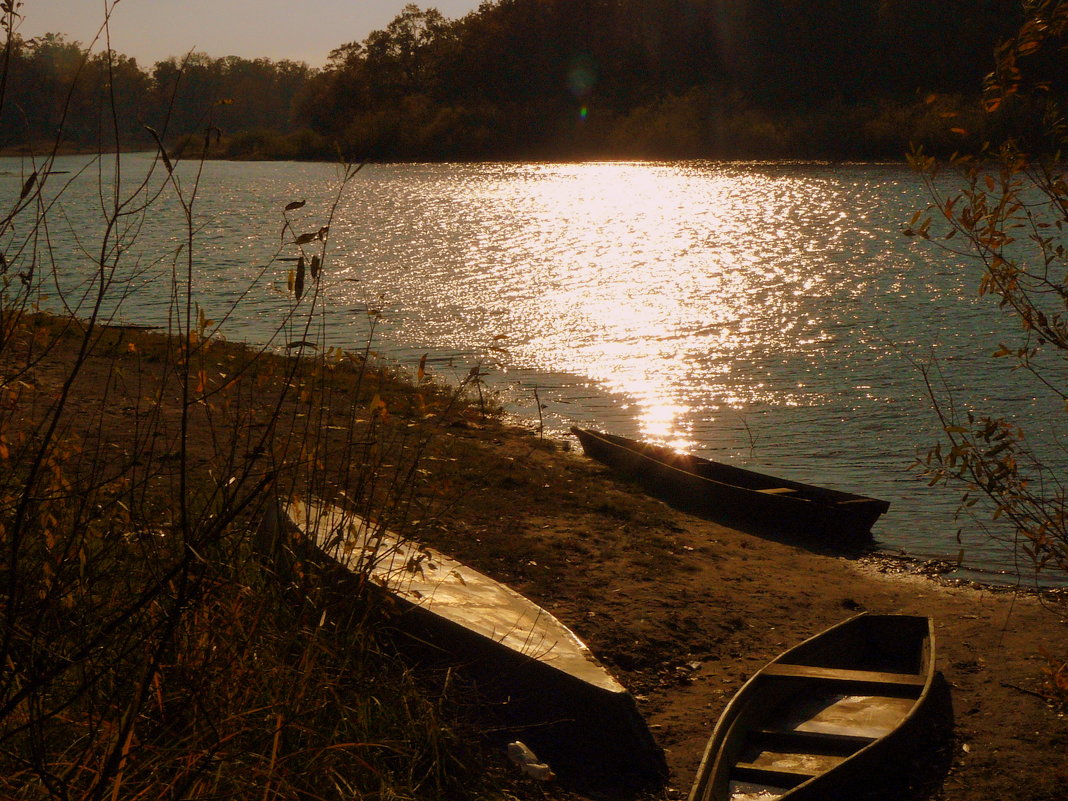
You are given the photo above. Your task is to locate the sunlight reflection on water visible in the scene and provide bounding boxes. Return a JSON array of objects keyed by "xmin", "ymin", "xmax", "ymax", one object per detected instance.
[
  {"xmin": 331, "ymin": 163, "xmax": 872, "ymax": 444},
  {"xmin": 327, "ymin": 162, "xmax": 948, "ymax": 450}
]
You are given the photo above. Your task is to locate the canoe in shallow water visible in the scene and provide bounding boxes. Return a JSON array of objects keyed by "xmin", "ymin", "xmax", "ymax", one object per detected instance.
[
  {"xmin": 688, "ymin": 613, "xmax": 936, "ymax": 801},
  {"xmin": 571, "ymin": 427, "xmax": 889, "ymax": 544},
  {"xmin": 277, "ymin": 498, "xmax": 668, "ymax": 790}
]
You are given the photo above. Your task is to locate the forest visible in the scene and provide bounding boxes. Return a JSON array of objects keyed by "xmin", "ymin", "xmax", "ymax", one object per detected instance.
[{"xmin": 1, "ymin": 0, "xmax": 1056, "ymax": 160}]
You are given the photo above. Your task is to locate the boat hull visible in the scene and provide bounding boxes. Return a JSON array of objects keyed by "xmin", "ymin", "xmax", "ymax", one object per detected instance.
[
  {"xmin": 571, "ymin": 427, "xmax": 889, "ymax": 544},
  {"xmin": 275, "ymin": 499, "xmax": 668, "ymax": 791},
  {"xmin": 688, "ymin": 613, "xmax": 937, "ymax": 801}
]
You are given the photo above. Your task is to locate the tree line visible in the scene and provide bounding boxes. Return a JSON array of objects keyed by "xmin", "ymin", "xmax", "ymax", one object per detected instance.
[
  {"xmin": 0, "ymin": 32, "xmax": 314, "ymax": 154},
  {"xmin": 302, "ymin": 0, "xmax": 1044, "ymax": 160},
  {"xmin": 3, "ymin": 1, "xmax": 1056, "ymax": 160}
]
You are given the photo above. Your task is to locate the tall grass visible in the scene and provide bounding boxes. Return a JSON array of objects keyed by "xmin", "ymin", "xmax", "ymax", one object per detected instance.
[{"xmin": 0, "ymin": 7, "xmax": 501, "ymax": 798}]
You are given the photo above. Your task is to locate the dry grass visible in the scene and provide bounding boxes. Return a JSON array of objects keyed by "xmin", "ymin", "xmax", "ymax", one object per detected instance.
[{"xmin": 0, "ymin": 306, "xmax": 516, "ymax": 799}]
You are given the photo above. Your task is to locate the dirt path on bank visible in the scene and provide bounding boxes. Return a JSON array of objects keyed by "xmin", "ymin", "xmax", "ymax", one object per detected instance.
[{"xmin": 420, "ymin": 423, "xmax": 1067, "ymax": 801}]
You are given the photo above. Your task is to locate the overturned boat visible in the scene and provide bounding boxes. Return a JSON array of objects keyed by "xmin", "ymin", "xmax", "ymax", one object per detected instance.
[{"xmin": 276, "ymin": 498, "xmax": 668, "ymax": 790}]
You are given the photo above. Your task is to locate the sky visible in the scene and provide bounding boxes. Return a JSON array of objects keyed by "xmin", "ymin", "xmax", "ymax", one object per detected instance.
[{"xmin": 15, "ymin": 0, "xmax": 484, "ymax": 67}]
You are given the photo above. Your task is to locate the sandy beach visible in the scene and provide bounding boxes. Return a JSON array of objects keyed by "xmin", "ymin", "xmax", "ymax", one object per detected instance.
[{"xmin": 415, "ymin": 417, "xmax": 1067, "ymax": 801}]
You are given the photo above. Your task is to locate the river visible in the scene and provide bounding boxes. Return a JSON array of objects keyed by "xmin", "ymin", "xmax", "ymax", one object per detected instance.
[{"xmin": 2, "ymin": 153, "xmax": 1063, "ymax": 586}]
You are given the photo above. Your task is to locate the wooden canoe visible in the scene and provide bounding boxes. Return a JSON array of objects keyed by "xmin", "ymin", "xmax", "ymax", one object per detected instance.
[
  {"xmin": 277, "ymin": 498, "xmax": 667, "ymax": 790},
  {"xmin": 571, "ymin": 427, "xmax": 889, "ymax": 544},
  {"xmin": 688, "ymin": 613, "xmax": 936, "ymax": 801}
]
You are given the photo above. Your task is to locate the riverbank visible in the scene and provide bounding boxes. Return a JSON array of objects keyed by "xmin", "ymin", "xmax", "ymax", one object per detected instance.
[
  {"xmin": 0, "ymin": 314, "xmax": 1064, "ymax": 800},
  {"xmin": 435, "ymin": 421, "xmax": 1066, "ymax": 801}
]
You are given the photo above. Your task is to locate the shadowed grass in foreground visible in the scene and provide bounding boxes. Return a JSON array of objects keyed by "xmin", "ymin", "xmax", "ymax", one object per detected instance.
[{"xmin": 0, "ymin": 309, "xmax": 515, "ymax": 799}]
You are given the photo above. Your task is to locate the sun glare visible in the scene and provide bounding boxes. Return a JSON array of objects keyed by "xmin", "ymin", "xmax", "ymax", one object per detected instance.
[
  {"xmin": 330, "ymin": 161, "xmax": 847, "ymax": 448},
  {"xmin": 491, "ymin": 162, "xmax": 791, "ymax": 443}
]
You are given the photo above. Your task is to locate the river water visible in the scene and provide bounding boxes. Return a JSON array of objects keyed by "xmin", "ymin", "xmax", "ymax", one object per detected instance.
[{"xmin": 2, "ymin": 154, "xmax": 1064, "ymax": 585}]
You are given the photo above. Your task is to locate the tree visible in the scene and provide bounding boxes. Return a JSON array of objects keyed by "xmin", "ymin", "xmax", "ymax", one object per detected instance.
[
  {"xmin": 909, "ymin": 1, "xmax": 1067, "ymax": 591},
  {"xmin": 363, "ymin": 4, "xmax": 451, "ymax": 98}
]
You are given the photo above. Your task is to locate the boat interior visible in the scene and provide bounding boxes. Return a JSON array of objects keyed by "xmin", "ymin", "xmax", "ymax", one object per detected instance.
[{"xmin": 709, "ymin": 616, "xmax": 932, "ymax": 801}]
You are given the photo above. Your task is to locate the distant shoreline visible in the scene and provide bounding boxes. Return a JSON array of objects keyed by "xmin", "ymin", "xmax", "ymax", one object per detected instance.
[{"xmin": 0, "ymin": 141, "xmax": 915, "ymax": 166}]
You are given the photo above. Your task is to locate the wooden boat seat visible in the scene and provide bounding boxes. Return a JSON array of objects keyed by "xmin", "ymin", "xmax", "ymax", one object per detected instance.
[
  {"xmin": 755, "ymin": 487, "xmax": 796, "ymax": 494},
  {"xmin": 761, "ymin": 662, "xmax": 927, "ymax": 687},
  {"xmin": 754, "ymin": 727, "xmax": 876, "ymax": 751},
  {"xmin": 732, "ymin": 761, "xmax": 819, "ymax": 786}
]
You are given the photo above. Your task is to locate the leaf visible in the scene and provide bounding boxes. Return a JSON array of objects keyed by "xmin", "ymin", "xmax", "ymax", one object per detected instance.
[
  {"xmin": 310, "ymin": 254, "xmax": 321, "ymax": 279},
  {"xmin": 294, "ymin": 256, "xmax": 305, "ymax": 300},
  {"xmin": 294, "ymin": 232, "xmax": 318, "ymax": 245},
  {"xmin": 417, "ymin": 353, "xmax": 427, "ymax": 382},
  {"xmin": 198, "ymin": 306, "xmax": 214, "ymax": 334},
  {"xmin": 951, "ymin": 127, "xmax": 968, "ymax": 136},
  {"xmin": 285, "ymin": 199, "xmax": 306, "ymax": 211},
  {"xmin": 368, "ymin": 393, "xmax": 389, "ymax": 420},
  {"xmin": 19, "ymin": 171, "xmax": 37, "ymax": 200},
  {"xmin": 143, "ymin": 125, "xmax": 173, "ymax": 173}
]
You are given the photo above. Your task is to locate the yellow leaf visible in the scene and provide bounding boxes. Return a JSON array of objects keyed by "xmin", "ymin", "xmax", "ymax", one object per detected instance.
[{"xmin": 369, "ymin": 394, "xmax": 389, "ymax": 420}]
